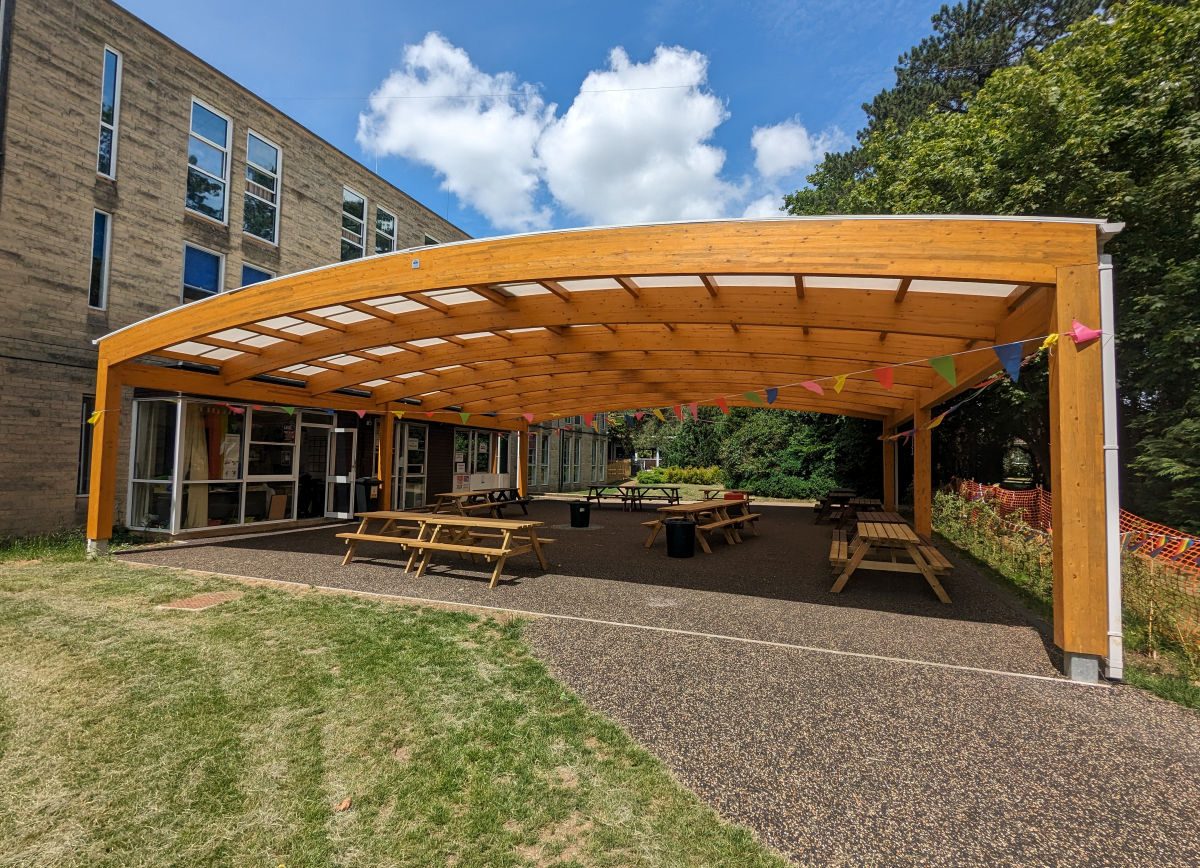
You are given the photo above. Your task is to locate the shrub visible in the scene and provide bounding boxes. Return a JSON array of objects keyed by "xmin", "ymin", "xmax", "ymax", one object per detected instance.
[{"xmin": 636, "ymin": 465, "xmax": 723, "ymax": 485}]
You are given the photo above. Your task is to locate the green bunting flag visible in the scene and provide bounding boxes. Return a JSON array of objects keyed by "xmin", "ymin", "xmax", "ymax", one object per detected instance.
[
  {"xmin": 282, "ymin": 406, "xmax": 295, "ymax": 416},
  {"xmin": 930, "ymin": 355, "xmax": 957, "ymax": 387},
  {"xmin": 459, "ymin": 412, "xmax": 470, "ymax": 424},
  {"xmin": 744, "ymin": 391, "xmax": 765, "ymax": 405}
]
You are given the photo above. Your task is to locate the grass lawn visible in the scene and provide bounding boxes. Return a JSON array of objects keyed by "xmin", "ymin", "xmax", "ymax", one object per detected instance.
[{"xmin": 0, "ymin": 555, "xmax": 786, "ymax": 867}]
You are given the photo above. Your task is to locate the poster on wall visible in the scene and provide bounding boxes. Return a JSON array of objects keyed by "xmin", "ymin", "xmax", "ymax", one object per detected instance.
[
  {"xmin": 453, "ymin": 473, "xmax": 471, "ymax": 490},
  {"xmin": 455, "ymin": 462, "xmax": 466, "ymax": 474},
  {"xmin": 221, "ymin": 434, "xmax": 241, "ymax": 479}
]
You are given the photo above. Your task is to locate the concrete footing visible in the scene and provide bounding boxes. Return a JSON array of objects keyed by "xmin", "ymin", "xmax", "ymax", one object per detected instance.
[
  {"xmin": 1064, "ymin": 652, "xmax": 1101, "ymax": 683},
  {"xmin": 85, "ymin": 538, "xmax": 109, "ymax": 559}
]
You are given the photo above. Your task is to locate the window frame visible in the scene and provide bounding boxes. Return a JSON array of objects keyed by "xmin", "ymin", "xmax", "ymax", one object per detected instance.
[
  {"xmin": 243, "ymin": 129, "xmax": 282, "ymax": 245},
  {"xmin": 241, "ymin": 263, "xmax": 275, "ymax": 286},
  {"xmin": 375, "ymin": 205, "xmax": 396, "ymax": 255},
  {"xmin": 185, "ymin": 96, "xmax": 232, "ymax": 225},
  {"xmin": 340, "ymin": 185, "xmax": 367, "ymax": 261},
  {"xmin": 77, "ymin": 395, "xmax": 96, "ymax": 496},
  {"xmin": 181, "ymin": 241, "xmax": 226, "ymax": 303},
  {"xmin": 88, "ymin": 209, "xmax": 113, "ymax": 310},
  {"xmin": 422, "ymin": 233, "xmax": 440, "ymax": 246},
  {"xmin": 96, "ymin": 46, "xmax": 123, "ymax": 179}
]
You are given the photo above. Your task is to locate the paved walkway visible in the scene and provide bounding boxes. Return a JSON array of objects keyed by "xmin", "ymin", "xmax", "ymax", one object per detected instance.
[{"xmin": 121, "ymin": 502, "xmax": 1200, "ymax": 865}]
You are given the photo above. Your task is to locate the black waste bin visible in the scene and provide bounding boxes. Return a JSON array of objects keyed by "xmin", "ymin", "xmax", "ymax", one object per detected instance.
[
  {"xmin": 570, "ymin": 501, "xmax": 591, "ymax": 528},
  {"xmin": 665, "ymin": 517, "xmax": 696, "ymax": 558},
  {"xmin": 355, "ymin": 477, "xmax": 382, "ymax": 513}
]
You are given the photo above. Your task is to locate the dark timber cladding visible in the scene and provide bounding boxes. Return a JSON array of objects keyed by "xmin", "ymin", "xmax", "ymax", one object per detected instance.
[{"xmin": 87, "ymin": 216, "xmax": 1119, "ymax": 667}]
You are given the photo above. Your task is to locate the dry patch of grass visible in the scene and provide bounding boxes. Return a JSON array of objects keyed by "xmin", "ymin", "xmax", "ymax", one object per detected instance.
[{"xmin": 0, "ymin": 558, "xmax": 786, "ymax": 867}]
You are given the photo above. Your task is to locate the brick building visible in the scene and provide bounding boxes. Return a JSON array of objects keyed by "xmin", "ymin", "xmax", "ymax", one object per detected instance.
[{"xmin": 0, "ymin": 0, "xmax": 487, "ymax": 536}]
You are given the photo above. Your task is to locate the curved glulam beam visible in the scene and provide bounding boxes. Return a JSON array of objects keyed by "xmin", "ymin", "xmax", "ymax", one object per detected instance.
[
  {"xmin": 414, "ymin": 368, "xmax": 919, "ymax": 410},
  {"xmin": 100, "ymin": 218, "xmax": 1093, "ymax": 367},
  {"xmin": 506, "ymin": 391, "xmax": 890, "ymax": 421},
  {"xmin": 305, "ymin": 326, "xmax": 954, "ymax": 397},
  {"xmin": 372, "ymin": 351, "xmax": 934, "ymax": 404},
  {"xmin": 221, "ymin": 286, "xmax": 1001, "ymax": 385}
]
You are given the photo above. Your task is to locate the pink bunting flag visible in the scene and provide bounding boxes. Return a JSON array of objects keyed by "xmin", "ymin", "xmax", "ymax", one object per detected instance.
[
  {"xmin": 635, "ymin": 411, "xmax": 646, "ymax": 421},
  {"xmin": 673, "ymin": 405, "xmax": 684, "ymax": 421},
  {"xmin": 800, "ymin": 381, "xmax": 823, "ymax": 395},
  {"xmin": 227, "ymin": 404, "xmax": 245, "ymax": 415},
  {"xmin": 583, "ymin": 412, "xmax": 594, "ymax": 428},
  {"xmin": 715, "ymin": 397, "xmax": 729, "ymax": 414},
  {"xmin": 688, "ymin": 401, "xmax": 699, "ymax": 420},
  {"xmin": 873, "ymin": 368, "xmax": 894, "ymax": 390},
  {"xmin": 1069, "ymin": 319, "xmax": 1102, "ymax": 344},
  {"xmin": 522, "ymin": 412, "xmax": 534, "ymax": 423},
  {"xmin": 355, "ymin": 409, "xmax": 366, "ymax": 419},
  {"xmin": 424, "ymin": 411, "xmax": 435, "ymax": 418}
]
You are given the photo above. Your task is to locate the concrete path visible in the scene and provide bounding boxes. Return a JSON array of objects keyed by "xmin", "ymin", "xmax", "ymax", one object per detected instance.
[{"xmin": 121, "ymin": 502, "xmax": 1200, "ymax": 865}]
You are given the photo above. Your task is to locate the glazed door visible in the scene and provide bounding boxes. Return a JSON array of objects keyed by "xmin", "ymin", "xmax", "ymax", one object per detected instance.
[{"xmin": 326, "ymin": 427, "xmax": 357, "ymax": 518}]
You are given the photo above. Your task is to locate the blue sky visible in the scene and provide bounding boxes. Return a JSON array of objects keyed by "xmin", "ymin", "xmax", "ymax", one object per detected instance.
[{"xmin": 119, "ymin": 0, "xmax": 942, "ymax": 238}]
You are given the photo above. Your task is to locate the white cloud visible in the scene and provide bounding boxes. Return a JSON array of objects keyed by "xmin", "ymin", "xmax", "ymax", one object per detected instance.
[
  {"xmin": 751, "ymin": 118, "xmax": 847, "ymax": 179},
  {"xmin": 357, "ymin": 33, "xmax": 554, "ymax": 232},
  {"xmin": 742, "ymin": 193, "xmax": 786, "ymax": 218},
  {"xmin": 538, "ymin": 46, "xmax": 738, "ymax": 225}
]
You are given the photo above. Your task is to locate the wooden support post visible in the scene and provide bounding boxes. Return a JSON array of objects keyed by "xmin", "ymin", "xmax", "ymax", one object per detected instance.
[
  {"xmin": 85, "ymin": 360, "xmax": 123, "ymax": 555},
  {"xmin": 379, "ymin": 410, "xmax": 395, "ymax": 510},
  {"xmin": 1049, "ymin": 264, "xmax": 1108, "ymax": 664},
  {"xmin": 882, "ymin": 426, "xmax": 897, "ymax": 511},
  {"xmin": 913, "ymin": 402, "xmax": 932, "ymax": 538},
  {"xmin": 517, "ymin": 426, "xmax": 530, "ymax": 498}
]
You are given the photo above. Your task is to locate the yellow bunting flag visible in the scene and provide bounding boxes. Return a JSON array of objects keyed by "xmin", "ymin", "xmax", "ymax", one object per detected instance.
[
  {"xmin": 833, "ymin": 375, "xmax": 847, "ymax": 395},
  {"xmin": 392, "ymin": 410, "xmax": 406, "ymax": 420},
  {"xmin": 86, "ymin": 410, "xmax": 103, "ymax": 425},
  {"xmin": 927, "ymin": 412, "xmax": 947, "ymax": 430},
  {"xmin": 652, "ymin": 408, "xmax": 666, "ymax": 422},
  {"xmin": 1040, "ymin": 333, "xmax": 1060, "ymax": 351}
]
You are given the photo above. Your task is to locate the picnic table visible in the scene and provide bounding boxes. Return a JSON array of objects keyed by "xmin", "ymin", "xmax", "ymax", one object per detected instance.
[
  {"xmin": 856, "ymin": 510, "xmax": 906, "ymax": 523},
  {"xmin": 828, "ymin": 520, "xmax": 953, "ymax": 603},
  {"xmin": 814, "ymin": 489, "xmax": 857, "ymax": 524},
  {"xmin": 700, "ymin": 488, "xmax": 752, "ymax": 502},
  {"xmin": 337, "ymin": 510, "xmax": 553, "ymax": 588},
  {"xmin": 431, "ymin": 490, "xmax": 504, "ymax": 517},
  {"xmin": 586, "ymin": 483, "xmax": 682, "ymax": 511},
  {"xmin": 642, "ymin": 499, "xmax": 762, "ymax": 554}
]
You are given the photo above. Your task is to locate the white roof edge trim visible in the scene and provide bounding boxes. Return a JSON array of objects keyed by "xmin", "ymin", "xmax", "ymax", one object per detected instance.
[{"xmin": 93, "ymin": 214, "xmax": 1118, "ymax": 347}]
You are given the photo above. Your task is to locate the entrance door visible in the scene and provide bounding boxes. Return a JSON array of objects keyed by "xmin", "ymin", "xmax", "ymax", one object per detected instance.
[
  {"xmin": 326, "ymin": 427, "xmax": 357, "ymax": 518},
  {"xmin": 297, "ymin": 424, "xmax": 330, "ymax": 519}
]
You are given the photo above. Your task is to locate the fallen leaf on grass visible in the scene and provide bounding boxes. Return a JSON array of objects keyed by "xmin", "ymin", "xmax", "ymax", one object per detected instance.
[{"xmin": 335, "ymin": 798, "xmax": 352, "ymax": 812}]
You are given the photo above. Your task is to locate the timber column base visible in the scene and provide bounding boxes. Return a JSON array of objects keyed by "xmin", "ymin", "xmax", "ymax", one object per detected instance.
[
  {"xmin": 86, "ymin": 538, "xmax": 110, "ymax": 559},
  {"xmin": 1064, "ymin": 652, "xmax": 1101, "ymax": 684}
]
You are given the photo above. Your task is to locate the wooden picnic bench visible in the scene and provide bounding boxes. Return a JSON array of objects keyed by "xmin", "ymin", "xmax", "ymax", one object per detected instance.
[
  {"xmin": 642, "ymin": 498, "xmax": 762, "ymax": 554},
  {"xmin": 431, "ymin": 490, "xmax": 505, "ymax": 517},
  {"xmin": 487, "ymin": 486, "xmax": 533, "ymax": 516},
  {"xmin": 814, "ymin": 489, "xmax": 856, "ymax": 524},
  {"xmin": 337, "ymin": 511, "xmax": 554, "ymax": 588},
  {"xmin": 829, "ymin": 521, "xmax": 952, "ymax": 603}
]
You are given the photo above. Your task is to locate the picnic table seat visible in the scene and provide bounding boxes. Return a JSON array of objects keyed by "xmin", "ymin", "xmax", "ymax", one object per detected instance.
[{"xmin": 829, "ymin": 530, "xmax": 849, "ymax": 566}]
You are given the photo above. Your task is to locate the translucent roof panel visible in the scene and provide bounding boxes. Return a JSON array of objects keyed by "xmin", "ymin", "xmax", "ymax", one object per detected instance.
[
  {"xmin": 907, "ymin": 279, "xmax": 1017, "ymax": 297},
  {"xmin": 711, "ymin": 275, "xmax": 798, "ymax": 287},
  {"xmin": 560, "ymin": 278, "xmax": 621, "ymax": 292},
  {"xmin": 165, "ymin": 341, "xmax": 216, "ymax": 356},
  {"xmin": 802, "ymin": 277, "xmax": 901, "ymax": 291},
  {"xmin": 630, "ymin": 275, "xmax": 704, "ymax": 288},
  {"xmin": 498, "ymin": 283, "xmax": 550, "ymax": 297}
]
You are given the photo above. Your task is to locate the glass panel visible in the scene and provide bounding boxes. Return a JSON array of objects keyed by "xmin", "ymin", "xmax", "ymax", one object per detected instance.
[
  {"xmin": 246, "ymin": 166, "xmax": 277, "ymax": 197},
  {"xmin": 182, "ymin": 402, "xmax": 244, "ymax": 481},
  {"xmin": 191, "ymin": 102, "xmax": 228, "ymax": 145},
  {"xmin": 186, "ymin": 168, "xmax": 226, "ymax": 220},
  {"xmin": 241, "ymin": 264, "xmax": 273, "ymax": 286},
  {"xmin": 342, "ymin": 213, "xmax": 363, "ymax": 236},
  {"xmin": 247, "ymin": 134, "xmax": 278, "ymax": 173},
  {"xmin": 403, "ymin": 478, "xmax": 425, "ymax": 509},
  {"xmin": 331, "ymin": 432, "xmax": 354, "ymax": 476},
  {"xmin": 243, "ymin": 196, "xmax": 276, "ymax": 242},
  {"xmin": 248, "ymin": 444, "xmax": 294, "ymax": 476},
  {"xmin": 89, "ymin": 211, "xmax": 109, "ymax": 308},
  {"xmin": 77, "ymin": 396, "xmax": 95, "ymax": 496},
  {"xmin": 101, "ymin": 50, "xmax": 119, "ymax": 124},
  {"xmin": 182, "ymin": 482, "xmax": 243, "ymax": 529},
  {"xmin": 404, "ymin": 425, "xmax": 426, "ymax": 474},
  {"xmin": 244, "ymin": 482, "xmax": 293, "ymax": 523},
  {"xmin": 187, "ymin": 135, "xmax": 225, "ymax": 178},
  {"xmin": 342, "ymin": 188, "xmax": 365, "ymax": 220},
  {"xmin": 329, "ymin": 479, "xmax": 351, "ymax": 514},
  {"xmin": 133, "ymin": 400, "xmax": 177, "ymax": 480},
  {"xmin": 183, "ymin": 245, "xmax": 221, "ymax": 296},
  {"xmin": 250, "ymin": 408, "xmax": 295, "ymax": 443},
  {"xmin": 474, "ymin": 433, "xmax": 490, "ymax": 473},
  {"xmin": 340, "ymin": 240, "xmax": 362, "ymax": 261},
  {"xmin": 97, "ymin": 127, "xmax": 114, "ymax": 176},
  {"xmin": 131, "ymin": 482, "xmax": 173, "ymax": 529},
  {"xmin": 376, "ymin": 209, "xmax": 395, "ymax": 235},
  {"xmin": 375, "ymin": 232, "xmax": 394, "ymax": 255}
]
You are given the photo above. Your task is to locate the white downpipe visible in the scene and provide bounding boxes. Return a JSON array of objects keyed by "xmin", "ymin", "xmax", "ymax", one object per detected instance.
[{"xmin": 1099, "ymin": 255, "xmax": 1123, "ymax": 680}]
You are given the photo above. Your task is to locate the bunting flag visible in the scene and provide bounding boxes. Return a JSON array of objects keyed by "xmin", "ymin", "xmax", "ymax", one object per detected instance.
[
  {"xmin": 652, "ymin": 408, "xmax": 666, "ymax": 421},
  {"xmin": 282, "ymin": 406, "xmax": 295, "ymax": 416},
  {"xmin": 800, "ymin": 380, "xmax": 823, "ymax": 395},
  {"xmin": 635, "ymin": 411, "xmax": 646, "ymax": 421},
  {"xmin": 927, "ymin": 411, "xmax": 948, "ymax": 430},
  {"xmin": 459, "ymin": 412, "xmax": 470, "ymax": 424},
  {"xmin": 392, "ymin": 410, "xmax": 406, "ymax": 421},
  {"xmin": 688, "ymin": 401, "xmax": 699, "ymax": 420},
  {"xmin": 227, "ymin": 404, "xmax": 245, "ymax": 415},
  {"xmin": 86, "ymin": 409, "xmax": 103, "ymax": 425},
  {"xmin": 355, "ymin": 409, "xmax": 367, "ymax": 419},
  {"xmin": 744, "ymin": 391, "xmax": 765, "ymax": 405},
  {"xmin": 833, "ymin": 374, "xmax": 847, "ymax": 395},
  {"xmin": 522, "ymin": 412, "xmax": 535, "ymax": 423},
  {"xmin": 715, "ymin": 397, "xmax": 729, "ymax": 414},
  {"xmin": 424, "ymin": 411, "xmax": 435, "ymax": 418},
  {"xmin": 873, "ymin": 368, "xmax": 894, "ymax": 390},
  {"xmin": 1040, "ymin": 332, "xmax": 1060, "ymax": 351},
  {"xmin": 993, "ymin": 342, "xmax": 1023, "ymax": 382},
  {"xmin": 1069, "ymin": 319, "xmax": 1102, "ymax": 345},
  {"xmin": 929, "ymin": 355, "xmax": 957, "ymax": 387},
  {"xmin": 624, "ymin": 413, "xmax": 635, "ymax": 426},
  {"xmin": 583, "ymin": 412, "xmax": 595, "ymax": 428},
  {"xmin": 672, "ymin": 405, "xmax": 684, "ymax": 421},
  {"xmin": 765, "ymin": 387, "xmax": 778, "ymax": 404},
  {"xmin": 252, "ymin": 405, "xmax": 263, "ymax": 411}
]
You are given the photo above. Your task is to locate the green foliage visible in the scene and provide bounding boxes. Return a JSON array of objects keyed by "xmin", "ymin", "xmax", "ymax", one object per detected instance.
[
  {"xmin": 789, "ymin": 0, "xmax": 1200, "ymax": 528},
  {"xmin": 637, "ymin": 466, "xmax": 724, "ymax": 485}
]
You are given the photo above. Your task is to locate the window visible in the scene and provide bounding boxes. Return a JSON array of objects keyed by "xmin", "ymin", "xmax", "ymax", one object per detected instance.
[
  {"xmin": 375, "ymin": 207, "xmax": 395, "ymax": 255},
  {"xmin": 77, "ymin": 396, "xmax": 95, "ymax": 496},
  {"xmin": 422, "ymin": 233, "xmax": 440, "ymax": 246},
  {"xmin": 186, "ymin": 99, "xmax": 231, "ymax": 222},
  {"xmin": 182, "ymin": 244, "xmax": 224, "ymax": 302},
  {"xmin": 241, "ymin": 263, "xmax": 273, "ymax": 286},
  {"xmin": 89, "ymin": 210, "xmax": 112, "ymax": 309},
  {"xmin": 341, "ymin": 187, "xmax": 366, "ymax": 260},
  {"xmin": 244, "ymin": 131, "xmax": 280, "ymax": 243},
  {"xmin": 96, "ymin": 47, "xmax": 122, "ymax": 177}
]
